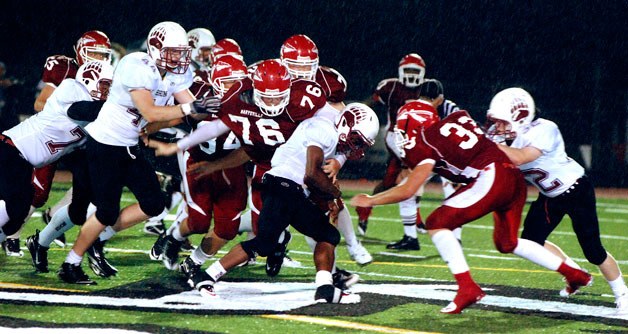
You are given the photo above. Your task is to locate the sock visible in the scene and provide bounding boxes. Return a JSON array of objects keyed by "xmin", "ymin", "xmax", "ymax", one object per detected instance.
[
  {"xmin": 315, "ymin": 270, "xmax": 333, "ymax": 287},
  {"xmin": 99, "ymin": 226, "xmax": 116, "ymax": 242},
  {"xmin": 147, "ymin": 208, "xmax": 168, "ymax": 225},
  {"xmin": 51, "ymin": 188, "xmax": 73, "ymax": 216},
  {"xmin": 170, "ymin": 192, "xmax": 183, "ymax": 210},
  {"xmin": 513, "ymin": 238, "xmax": 561, "ymax": 270},
  {"xmin": 206, "ymin": 261, "xmax": 226, "ymax": 281},
  {"xmin": 0, "ymin": 228, "xmax": 6, "ymax": 243},
  {"xmin": 608, "ymin": 276, "xmax": 628, "ymax": 299},
  {"xmin": 453, "ymin": 271, "xmax": 478, "ymax": 290},
  {"xmin": 336, "ymin": 207, "xmax": 358, "ymax": 247},
  {"xmin": 39, "ymin": 204, "xmax": 74, "ymax": 247},
  {"xmin": 400, "ymin": 197, "xmax": 417, "ymax": 238},
  {"xmin": 65, "ymin": 249, "xmax": 83, "ymax": 265},
  {"xmin": 172, "ymin": 226, "xmax": 186, "ymax": 241},
  {"xmin": 0, "ymin": 200, "xmax": 8, "ymax": 227},
  {"xmin": 190, "ymin": 247, "xmax": 211, "ymax": 265},
  {"xmin": 452, "ymin": 227, "xmax": 462, "ymax": 242},
  {"xmin": 238, "ymin": 209, "xmax": 252, "ymax": 233},
  {"xmin": 167, "ymin": 219, "xmax": 180, "ymax": 235},
  {"xmin": 431, "ymin": 230, "xmax": 469, "ymax": 274},
  {"xmin": 355, "ymin": 206, "xmax": 372, "ymax": 222}
]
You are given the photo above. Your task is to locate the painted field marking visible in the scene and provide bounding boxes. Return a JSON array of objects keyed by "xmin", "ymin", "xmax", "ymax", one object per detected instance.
[{"xmin": 262, "ymin": 314, "xmax": 439, "ymax": 334}]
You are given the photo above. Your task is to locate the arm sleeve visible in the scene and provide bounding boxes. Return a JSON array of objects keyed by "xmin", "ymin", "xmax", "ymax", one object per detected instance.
[
  {"xmin": 176, "ymin": 119, "xmax": 230, "ymax": 151},
  {"xmin": 67, "ymin": 100, "xmax": 105, "ymax": 122}
]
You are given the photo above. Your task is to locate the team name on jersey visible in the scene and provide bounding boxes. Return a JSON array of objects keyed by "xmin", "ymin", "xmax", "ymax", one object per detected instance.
[
  {"xmin": 154, "ymin": 90, "xmax": 167, "ymax": 97},
  {"xmin": 240, "ymin": 109, "xmax": 263, "ymax": 118}
]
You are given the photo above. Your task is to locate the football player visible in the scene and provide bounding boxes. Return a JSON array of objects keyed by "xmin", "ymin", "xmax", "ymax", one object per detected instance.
[
  {"xmin": 57, "ymin": 21, "xmax": 204, "ymax": 284},
  {"xmin": 0, "ymin": 61, "xmax": 113, "ymax": 264},
  {"xmin": 184, "ymin": 103, "xmax": 378, "ymax": 302},
  {"xmin": 486, "ymin": 87, "xmax": 627, "ymax": 315},
  {"xmin": 3, "ymin": 31, "xmax": 113, "ymax": 256},
  {"xmin": 279, "ymin": 34, "xmax": 372, "ymax": 269},
  {"xmin": 350, "ymin": 100, "xmax": 592, "ymax": 314}
]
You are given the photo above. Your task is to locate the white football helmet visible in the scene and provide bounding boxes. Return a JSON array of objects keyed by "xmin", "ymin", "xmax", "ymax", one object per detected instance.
[
  {"xmin": 187, "ymin": 28, "xmax": 216, "ymax": 69},
  {"xmin": 486, "ymin": 87, "xmax": 536, "ymax": 141},
  {"xmin": 146, "ymin": 21, "xmax": 192, "ymax": 74},
  {"xmin": 335, "ymin": 103, "xmax": 380, "ymax": 160},
  {"xmin": 75, "ymin": 61, "xmax": 114, "ymax": 101},
  {"xmin": 398, "ymin": 53, "xmax": 426, "ymax": 88}
]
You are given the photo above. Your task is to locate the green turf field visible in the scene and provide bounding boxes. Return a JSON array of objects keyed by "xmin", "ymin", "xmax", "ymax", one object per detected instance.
[{"xmin": 0, "ymin": 181, "xmax": 626, "ymax": 333}]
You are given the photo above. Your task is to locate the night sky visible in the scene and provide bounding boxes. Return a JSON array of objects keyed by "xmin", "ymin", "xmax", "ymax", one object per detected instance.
[{"xmin": 1, "ymin": 0, "xmax": 626, "ymax": 184}]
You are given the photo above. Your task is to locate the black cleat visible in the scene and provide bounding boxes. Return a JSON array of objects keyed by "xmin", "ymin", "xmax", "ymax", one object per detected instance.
[
  {"xmin": 26, "ymin": 231, "xmax": 49, "ymax": 273},
  {"xmin": 143, "ymin": 219, "xmax": 166, "ymax": 236},
  {"xmin": 149, "ymin": 232, "xmax": 167, "ymax": 261},
  {"xmin": 87, "ymin": 239, "xmax": 118, "ymax": 278},
  {"xmin": 58, "ymin": 262, "xmax": 96, "ymax": 285},
  {"xmin": 265, "ymin": 230, "xmax": 291, "ymax": 277},
  {"xmin": 357, "ymin": 219, "xmax": 368, "ymax": 236},
  {"xmin": 188, "ymin": 269, "xmax": 217, "ymax": 298},
  {"xmin": 314, "ymin": 284, "xmax": 361, "ymax": 304},
  {"xmin": 162, "ymin": 234, "xmax": 183, "ymax": 271},
  {"xmin": 333, "ymin": 268, "xmax": 360, "ymax": 290},
  {"xmin": 180, "ymin": 256, "xmax": 201, "ymax": 278},
  {"xmin": 386, "ymin": 235, "xmax": 420, "ymax": 250},
  {"xmin": 2, "ymin": 238, "xmax": 23, "ymax": 257}
]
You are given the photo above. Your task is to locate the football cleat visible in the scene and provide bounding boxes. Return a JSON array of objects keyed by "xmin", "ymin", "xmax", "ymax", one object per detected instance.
[
  {"xmin": 560, "ymin": 269, "xmax": 593, "ymax": 297},
  {"xmin": 42, "ymin": 208, "xmax": 66, "ymax": 247},
  {"xmin": 149, "ymin": 232, "xmax": 167, "ymax": 261},
  {"xmin": 162, "ymin": 234, "xmax": 183, "ymax": 271},
  {"xmin": 2, "ymin": 238, "xmax": 23, "ymax": 257},
  {"xmin": 86, "ymin": 239, "xmax": 118, "ymax": 278},
  {"xmin": 314, "ymin": 284, "xmax": 361, "ymax": 304},
  {"xmin": 237, "ymin": 255, "xmax": 257, "ymax": 267},
  {"xmin": 26, "ymin": 231, "xmax": 49, "ymax": 273},
  {"xmin": 143, "ymin": 219, "xmax": 166, "ymax": 236},
  {"xmin": 416, "ymin": 222, "xmax": 428, "ymax": 234},
  {"xmin": 188, "ymin": 270, "xmax": 217, "ymax": 298},
  {"xmin": 181, "ymin": 238, "xmax": 195, "ymax": 251},
  {"xmin": 615, "ymin": 293, "xmax": 628, "ymax": 316},
  {"xmin": 440, "ymin": 285, "xmax": 486, "ymax": 314},
  {"xmin": 386, "ymin": 235, "xmax": 420, "ymax": 250},
  {"xmin": 265, "ymin": 230, "xmax": 292, "ymax": 277},
  {"xmin": 347, "ymin": 241, "xmax": 373, "ymax": 266},
  {"xmin": 332, "ymin": 268, "xmax": 360, "ymax": 290},
  {"xmin": 58, "ymin": 262, "xmax": 96, "ymax": 285},
  {"xmin": 180, "ymin": 256, "xmax": 201, "ymax": 278},
  {"xmin": 357, "ymin": 220, "xmax": 368, "ymax": 236}
]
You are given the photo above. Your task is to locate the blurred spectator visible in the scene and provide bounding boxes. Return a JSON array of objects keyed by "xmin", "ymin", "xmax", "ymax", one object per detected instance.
[{"xmin": 0, "ymin": 61, "xmax": 25, "ymax": 131}]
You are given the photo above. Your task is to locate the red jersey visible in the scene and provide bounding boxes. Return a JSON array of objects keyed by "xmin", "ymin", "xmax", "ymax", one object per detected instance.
[
  {"xmin": 402, "ymin": 110, "xmax": 512, "ymax": 184},
  {"xmin": 41, "ymin": 55, "xmax": 79, "ymax": 86},
  {"xmin": 218, "ymin": 77, "xmax": 326, "ymax": 169},
  {"xmin": 374, "ymin": 78, "xmax": 421, "ymax": 131},
  {"xmin": 316, "ymin": 66, "xmax": 347, "ymax": 103}
]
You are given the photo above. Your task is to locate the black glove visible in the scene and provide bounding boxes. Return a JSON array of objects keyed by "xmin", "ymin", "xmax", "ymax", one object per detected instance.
[{"xmin": 187, "ymin": 95, "xmax": 221, "ymax": 115}]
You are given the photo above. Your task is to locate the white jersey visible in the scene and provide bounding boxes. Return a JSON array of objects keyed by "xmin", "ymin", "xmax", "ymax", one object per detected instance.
[
  {"xmin": 511, "ymin": 118, "xmax": 584, "ymax": 197},
  {"xmin": 267, "ymin": 116, "xmax": 338, "ymax": 188},
  {"xmin": 3, "ymin": 79, "xmax": 91, "ymax": 168},
  {"xmin": 86, "ymin": 52, "xmax": 193, "ymax": 146}
]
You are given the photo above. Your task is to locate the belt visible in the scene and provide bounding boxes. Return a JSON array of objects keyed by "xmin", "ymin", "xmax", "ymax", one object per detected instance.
[{"xmin": 0, "ymin": 134, "xmax": 15, "ymax": 148}]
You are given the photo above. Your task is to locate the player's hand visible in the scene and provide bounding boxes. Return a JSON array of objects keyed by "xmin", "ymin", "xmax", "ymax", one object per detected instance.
[
  {"xmin": 187, "ymin": 161, "xmax": 219, "ymax": 180},
  {"xmin": 181, "ymin": 96, "xmax": 221, "ymax": 115},
  {"xmin": 143, "ymin": 137, "xmax": 179, "ymax": 156},
  {"xmin": 350, "ymin": 194, "xmax": 373, "ymax": 208},
  {"xmin": 323, "ymin": 158, "xmax": 341, "ymax": 181},
  {"xmin": 328, "ymin": 199, "xmax": 341, "ymax": 226}
]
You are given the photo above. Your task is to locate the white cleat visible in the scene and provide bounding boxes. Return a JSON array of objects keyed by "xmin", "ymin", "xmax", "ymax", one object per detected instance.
[{"xmin": 347, "ymin": 242, "xmax": 373, "ymax": 266}]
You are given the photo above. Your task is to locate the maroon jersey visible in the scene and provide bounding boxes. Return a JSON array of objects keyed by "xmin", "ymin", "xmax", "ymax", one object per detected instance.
[
  {"xmin": 41, "ymin": 55, "xmax": 79, "ymax": 86},
  {"xmin": 402, "ymin": 110, "xmax": 511, "ymax": 184},
  {"xmin": 189, "ymin": 69, "xmax": 212, "ymax": 98},
  {"xmin": 315, "ymin": 66, "xmax": 347, "ymax": 103},
  {"xmin": 218, "ymin": 77, "xmax": 326, "ymax": 170},
  {"xmin": 374, "ymin": 78, "xmax": 421, "ymax": 131}
]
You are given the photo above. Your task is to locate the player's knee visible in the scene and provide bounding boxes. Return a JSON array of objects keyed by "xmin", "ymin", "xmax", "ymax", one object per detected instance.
[
  {"xmin": 186, "ymin": 216, "xmax": 210, "ymax": 235},
  {"xmin": 95, "ymin": 208, "xmax": 119, "ymax": 226},
  {"xmin": 31, "ymin": 191, "xmax": 49, "ymax": 209},
  {"xmin": 2, "ymin": 219, "xmax": 24, "ymax": 236},
  {"xmin": 583, "ymin": 244, "xmax": 607, "ymax": 266},
  {"xmin": 139, "ymin": 198, "xmax": 165, "ymax": 218},
  {"xmin": 68, "ymin": 204, "xmax": 88, "ymax": 226},
  {"xmin": 213, "ymin": 219, "xmax": 238, "ymax": 241}
]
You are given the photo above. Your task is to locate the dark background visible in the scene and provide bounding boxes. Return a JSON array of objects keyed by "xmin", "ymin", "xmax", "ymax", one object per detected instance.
[{"xmin": 1, "ymin": 0, "xmax": 626, "ymax": 186}]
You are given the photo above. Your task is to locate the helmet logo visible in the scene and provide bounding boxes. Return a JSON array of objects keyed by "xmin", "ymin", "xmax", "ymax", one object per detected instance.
[{"xmin": 511, "ymin": 97, "xmax": 530, "ymax": 122}]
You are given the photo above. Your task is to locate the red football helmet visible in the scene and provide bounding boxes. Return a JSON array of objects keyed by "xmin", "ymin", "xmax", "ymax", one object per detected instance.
[
  {"xmin": 210, "ymin": 55, "xmax": 248, "ymax": 97},
  {"xmin": 394, "ymin": 100, "xmax": 438, "ymax": 158},
  {"xmin": 251, "ymin": 59, "xmax": 291, "ymax": 117},
  {"xmin": 210, "ymin": 38, "xmax": 243, "ymax": 65},
  {"xmin": 74, "ymin": 30, "xmax": 112, "ymax": 66},
  {"xmin": 146, "ymin": 21, "xmax": 192, "ymax": 74},
  {"xmin": 398, "ymin": 53, "xmax": 426, "ymax": 88},
  {"xmin": 75, "ymin": 60, "xmax": 114, "ymax": 101},
  {"xmin": 335, "ymin": 103, "xmax": 380, "ymax": 160},
  {"xmin": 280, "ymin": 34, "xmax": 319, "ymax": 80}
]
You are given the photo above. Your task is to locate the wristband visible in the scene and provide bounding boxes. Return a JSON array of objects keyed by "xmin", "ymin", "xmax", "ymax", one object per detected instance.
[{"xmin": 180, "ymin": 103, "xmax": 192, "ymax": 116}]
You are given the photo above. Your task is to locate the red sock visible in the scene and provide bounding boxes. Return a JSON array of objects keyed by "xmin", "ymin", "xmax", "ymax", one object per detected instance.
[
  {"xmin": 416, "ymin": 208, "xmax": 423, "ymax": 226},
  {"xmin": 355, "ymin": 206, "xmax": 372, "ymax": 221}
]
